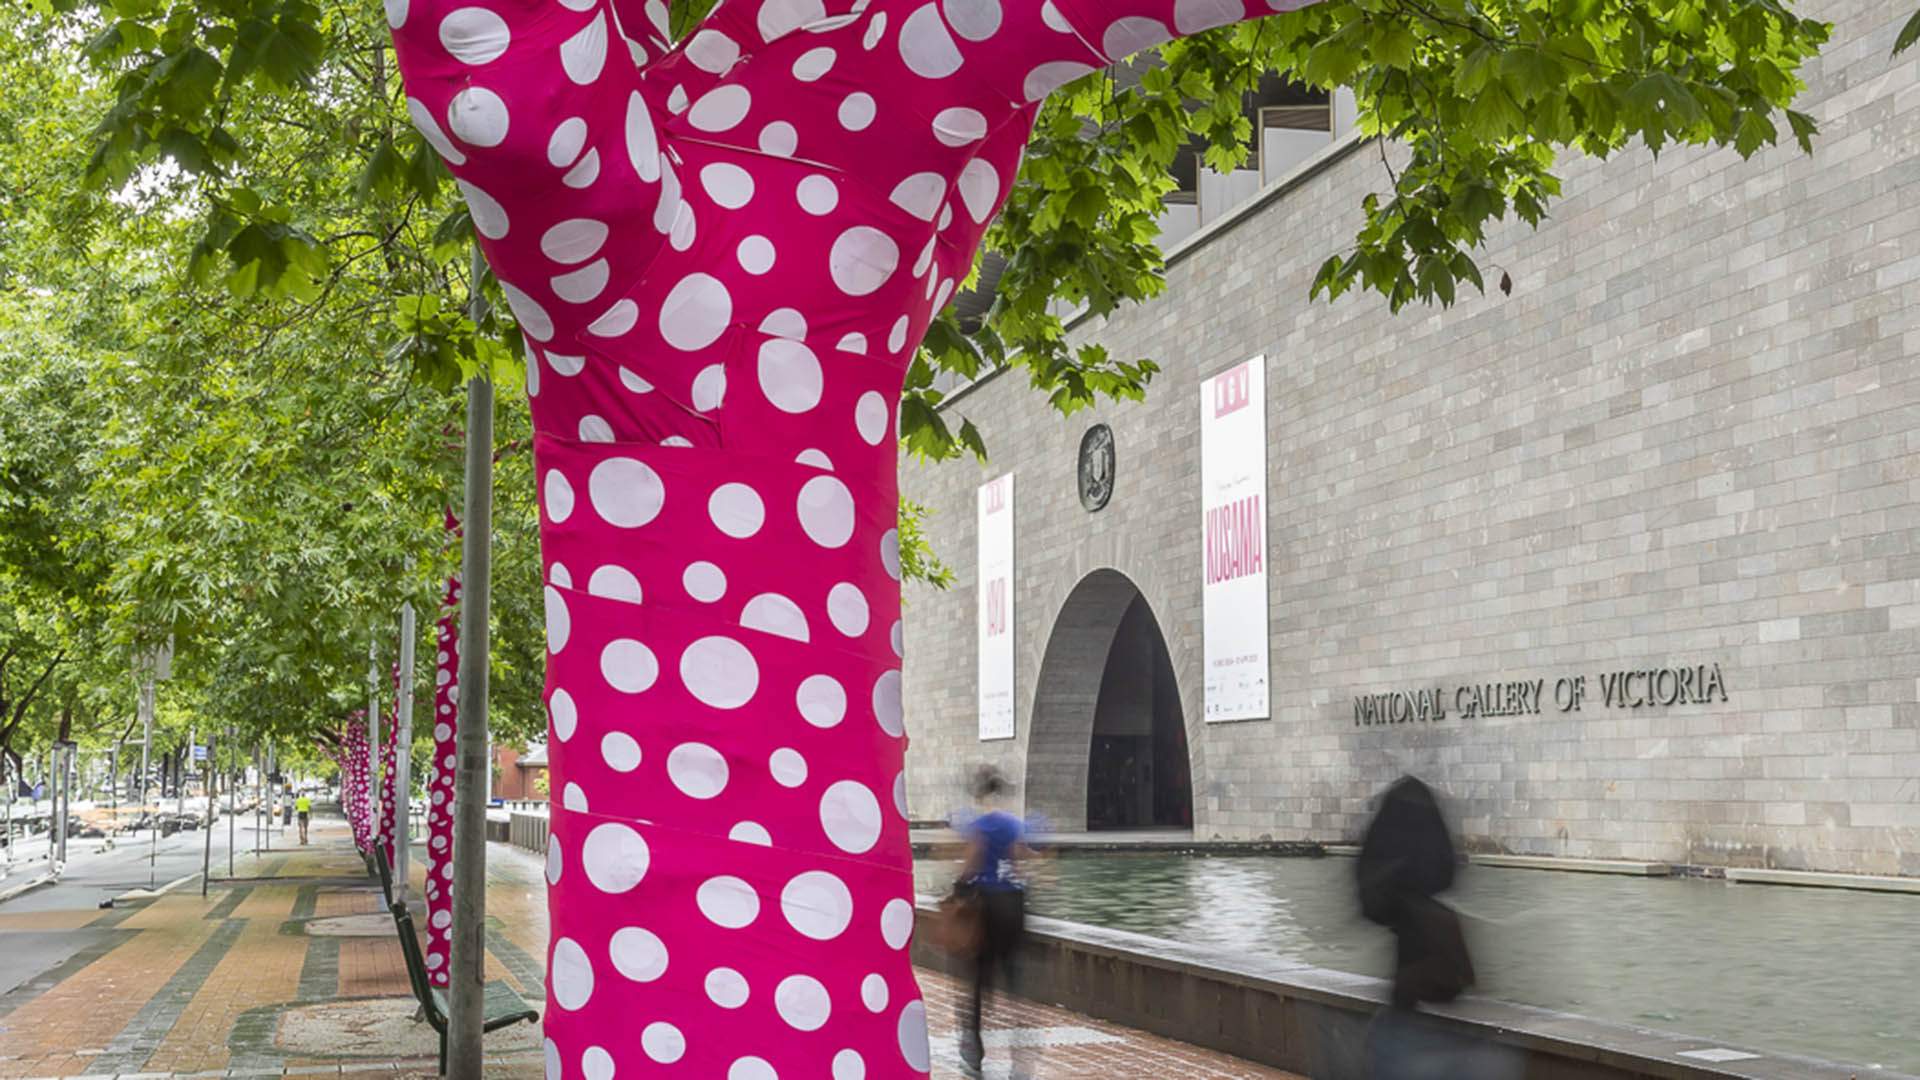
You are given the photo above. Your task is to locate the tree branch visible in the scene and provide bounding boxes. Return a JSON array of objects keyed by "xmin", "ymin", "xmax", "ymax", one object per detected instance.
[{"xmin": 11, "ymin": 650, "xmax": 67, "ymax": 730}]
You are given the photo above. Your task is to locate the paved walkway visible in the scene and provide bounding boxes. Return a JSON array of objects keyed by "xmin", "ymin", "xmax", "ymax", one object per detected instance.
[{"xmin": 0, "ymin": 812, "xmax": 1298, "ymax": 1079}]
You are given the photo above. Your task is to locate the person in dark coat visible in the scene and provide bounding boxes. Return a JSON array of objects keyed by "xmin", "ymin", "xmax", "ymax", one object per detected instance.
[
  {"xmin": 1356, "ymin": 776, "xmax": 1475, "ymax": 1009},
  {"xmin": 1356, "ymin": 777, "xmax": 1525, "ymax": 1080}
]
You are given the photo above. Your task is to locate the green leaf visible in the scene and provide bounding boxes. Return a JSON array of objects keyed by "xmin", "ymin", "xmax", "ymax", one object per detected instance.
[
  {"xmin": 1499, "ymin": 48, "xmax": 1564, "ymax": 104},
  {"xmin": 1894, "ymin": 8, "xmax": 1920, "ymax": 56},
  {"xmin": 432, "ymin": 207, "xmax": 473, "ymax": 251},
  {"xmin": 956, "ymin": 418, "xmax": 989, "ymax": 463},
  {"xmin": 1453, "ymin": 44, "xmax": 1498, "ymax": 96},
  {"xmin": 228, "ymin": 5, "xmax": 324, "ymax": 90},
  {"xmin": 1626, "ymin": 73, "xmax": 1703, "ymax": 132},
  {"xmin": 157, "ymin": 128, "xmax": 216, "ymax": 174},
  {"xmin": 1374, "ymin": 24, "xmax": 1417, "ymax": 70},
  {"xmin": 152, "ymin": 47, "xmax": 221, "ymax": 118},
  {"xmin": 1466, "ymin": 85, "xmax": 1524, "ymax": 140},
  {"xmin": 356, "ymin": 137, "xmax": 403, "ymax": 200},
  {"xmin": 1732, "ymin": 109, "xmax": 1776, "ymax": 158},
  {"xmin": 1785, "ymin": 109, "xmax": 1818, "ymax": 154}
]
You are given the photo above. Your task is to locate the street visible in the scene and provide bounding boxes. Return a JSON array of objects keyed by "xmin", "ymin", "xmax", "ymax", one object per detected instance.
[{"xmin": 0, "ymin": 811, "xmax": 291, "ymax": 999}]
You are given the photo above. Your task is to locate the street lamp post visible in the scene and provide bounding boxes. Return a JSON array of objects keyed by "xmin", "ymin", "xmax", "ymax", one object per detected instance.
[
  {"xmin": 106, "ymin": 743, "xmax": 118, "ymax": 849},
  {"xmin": 264, "ymin": 744, "xmax": 275, "ymax": 853},
  {"xmin": 3, "ymin": 755, "xmax": 13, "ymax": 873},
  {"xmin": 137, "ymin": 677, "xmax": 153, "ymax": 835},
  {"xmin": 48, "ymin": 740, "xmax": 70, "ymax": 873},
  {"xmin": 226, "ymin": 725, "xmax": 236, "ymax": 877},
  {"xmin": 255, "ymin": 744, "xmax": 265, "ymax": 854},
  {"xmin": 136, "ymin": 636, "xmax": 172, "ymax": 884},
  {"xmin": 178, "ymin": 728, "xmax": 192, "ymax": 820},
  {"xmin": 201, "ymin": 735, "xmax": 214, "ymax": 897}
]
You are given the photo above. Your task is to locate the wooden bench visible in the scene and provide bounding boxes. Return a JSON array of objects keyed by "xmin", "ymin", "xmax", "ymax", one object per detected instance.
[
  {"xmin": 374, "ymin": 846, "xmax": 395, "ymax": 907},
  {"xmin": 390, "ymin": 902, "xmax": 539, "ymax": 1072}
]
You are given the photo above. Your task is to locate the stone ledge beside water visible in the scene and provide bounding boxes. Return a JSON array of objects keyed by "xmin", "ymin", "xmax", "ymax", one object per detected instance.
[{"xmin": 912, "ymin": 898, "xmax": 1909, "ymax": 1080}]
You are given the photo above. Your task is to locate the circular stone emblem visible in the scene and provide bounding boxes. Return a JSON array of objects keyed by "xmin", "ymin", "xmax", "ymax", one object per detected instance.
[{"xmin": 1078, "ymin": 424, "xmax": 1115, "ymax": 512}]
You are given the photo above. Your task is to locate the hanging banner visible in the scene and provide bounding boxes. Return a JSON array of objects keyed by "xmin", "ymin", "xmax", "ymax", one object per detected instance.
[
  {"xmin": 1201, "ymin": 355, "xmax": 1270, "ymax": 722},
  {"xmin": 978, "ymin": 473, "xmax": 1016, "ymax": 741}
]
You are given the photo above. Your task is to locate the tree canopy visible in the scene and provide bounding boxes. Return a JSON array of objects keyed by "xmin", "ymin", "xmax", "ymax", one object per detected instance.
[
  {"xmin": 0, "ymin": 9, "xmax": 551, "ymax": 775},
  {"xmin": 0, "ymin": 0, "xmax": 1834, "ymax": 767}
]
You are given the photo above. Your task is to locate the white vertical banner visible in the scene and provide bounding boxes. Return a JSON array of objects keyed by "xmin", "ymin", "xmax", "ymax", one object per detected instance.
[
  {"xmin": 1201, "ymin": 355, "xmax": 1270, "ymax": 722},
  {"xmin": 977, "ymin": 473, "xmax": 1016, "ymax": 741}
]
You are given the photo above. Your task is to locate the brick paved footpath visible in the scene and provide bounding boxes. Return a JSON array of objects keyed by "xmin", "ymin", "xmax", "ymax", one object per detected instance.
[{"xmin": 0, "ymin": 813, "xmax": 1299, "ymax": 1079}]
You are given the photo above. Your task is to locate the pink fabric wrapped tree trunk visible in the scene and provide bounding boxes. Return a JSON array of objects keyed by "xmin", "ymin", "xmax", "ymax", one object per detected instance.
[
  {"xmin": 386, "ymin": 1, "xmax": 1311, "ymax": 1075},
  {"xmin": 379, "ymin": 664, "xmax": 402, "ymax": 870},
  {"xmin": 425, "ymin": 564, "xmax": 463, "ymax": 986},
  {"xmin": 341, "ymin": 716, "xmax": 372, "ymax": 853}
]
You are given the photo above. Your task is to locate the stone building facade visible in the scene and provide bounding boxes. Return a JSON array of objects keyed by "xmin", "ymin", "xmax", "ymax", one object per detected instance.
[{"xmin": 899, "ymin": 0, "xmax": 1920, "ymax": 875}]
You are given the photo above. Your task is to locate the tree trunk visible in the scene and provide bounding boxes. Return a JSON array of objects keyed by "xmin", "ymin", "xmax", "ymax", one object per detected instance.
[
  {"xmin": 446, "ymin": 245, "xmax": 495, "ymax": 1080},
  {"xmin": 344, "ymin": 714, "xmax": 373, "ymax": 852},
  {"xmin": 394, "ymin": 601, "xmax": 418, "ymax": 901},
  {"xmin": 425, "ymin": 516, "xmax": 463, "ymax": 988},
  {"xmin": 379, "ymin": 664, "xmax": 401, "ymax": 870},
  {"xmin": 367, "ymin": 653, "xmax": 381, "ymax": 862},
  {"xmin": 386, "ymin": 3, "xmax": 1303, "ymax": 1075}
]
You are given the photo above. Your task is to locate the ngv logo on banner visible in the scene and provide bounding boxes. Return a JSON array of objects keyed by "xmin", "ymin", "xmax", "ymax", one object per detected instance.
[
  {"xmin": 1200, "ymin": 357, "xmax": 1270, "ymax": 722},
  {"xmin": 1213, "ymin": 363, "xmax": 1254, "ymax": 417},
  {"xmin": 977, "ymin": 473, "xmax": 1016, "ymax": 741}
]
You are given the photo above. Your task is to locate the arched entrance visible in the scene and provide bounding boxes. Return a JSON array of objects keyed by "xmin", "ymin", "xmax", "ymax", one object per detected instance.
[{"xmin": 1026, "ymin": 570, "xmax": 1193, "ymax": 833}]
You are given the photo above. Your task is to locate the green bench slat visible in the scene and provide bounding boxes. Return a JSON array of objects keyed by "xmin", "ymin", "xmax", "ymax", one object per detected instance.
[{"xmin": 391, "ymin": 902, "xmax": 538, "ymax": 1071}]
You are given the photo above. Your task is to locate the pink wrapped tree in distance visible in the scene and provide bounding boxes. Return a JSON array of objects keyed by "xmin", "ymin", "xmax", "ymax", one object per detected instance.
[
  {"xmin": 425, "ymin": 543, "xmax": 463, "ymax": 985},
  {"xmin": 384, "ymin": 1, "xmax": 1314, "ymax": 1075},
  {"xmin": 340, "ymin": 714, "xmax": 372, "ymax": 854},
  {"xmin": 379, "ymin": 664, "xmax": 402, "ymax": 871}
]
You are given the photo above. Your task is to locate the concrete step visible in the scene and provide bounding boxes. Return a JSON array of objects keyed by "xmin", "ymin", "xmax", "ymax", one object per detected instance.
[
  {"xmin": 1725, "ymin": 866, "xmax": 1920, "ymax": 894},
  {"xmin": 1322, "ymin": 847, "xmax": 1671, "ymax": 876},
  {"xmin": 1469, "ymin": 854, "xmax": 1671, "ymax": 876}
]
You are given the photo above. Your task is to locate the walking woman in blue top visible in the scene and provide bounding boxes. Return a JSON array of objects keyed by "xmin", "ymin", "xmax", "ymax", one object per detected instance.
[{"xmin": 954, "ymin": 765, "xmax": 1032, "ymax": 1076}]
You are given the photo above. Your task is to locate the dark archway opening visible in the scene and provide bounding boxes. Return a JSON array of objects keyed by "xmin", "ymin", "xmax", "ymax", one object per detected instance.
[{"xmin": 1085, "ymin": 596, "xmax": 1192, "ymax": 830}]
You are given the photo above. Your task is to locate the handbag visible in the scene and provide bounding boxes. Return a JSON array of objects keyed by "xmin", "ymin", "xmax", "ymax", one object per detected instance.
[{"xmin": 935, "ymin": 887, "xmax": 985, "ymax": 958}]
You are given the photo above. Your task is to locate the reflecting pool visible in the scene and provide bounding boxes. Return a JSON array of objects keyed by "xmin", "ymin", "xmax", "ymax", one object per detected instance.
[{"xmin": 914, "ymin": 852, "xmax": 1919, "ymax": 1071}]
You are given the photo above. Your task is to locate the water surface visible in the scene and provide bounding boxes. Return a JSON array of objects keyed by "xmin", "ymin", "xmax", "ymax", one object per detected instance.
[{"xmin": 915, "ymin": 852, "xmax": 1919, "ymax": 1071}]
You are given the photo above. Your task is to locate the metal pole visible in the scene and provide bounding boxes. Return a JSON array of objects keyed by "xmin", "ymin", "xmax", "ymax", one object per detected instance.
[
  {"xmin": 63, "ymin": 744, "xmax": 75, "ymax": 863},
  {"xmin": 108, "ymin": 744, "xmax": 118, "ymax": 846},
  {"xmin": 3, "ymin": 756, "xmax": 12, "ymax": 872},
  {"xmin": 227, "ymin": 725, "xmax": 236, "ymax": 877},
  {"xmin": 179, "ymin": 728, "xmax": 192, "ymax": 819},
  {"xmin": 201, "ymin": 739, "xmax": 214, "ymax": 896},
  {"xmin": 148, "ymin": 776, "xmax": 158, "ymax": 888},
  {"xmin": 394, "ymin": 599, "xmax": 418, "ymax": 903},
  {"xmin": 137, "ymin": 676, "xmax": 152, "ymax": 834},
  {"xmin": 447, "ymin": 244, "xmax": 495, "ymax": 1080},
  {"xmin": 264, "ymin": 745, "xmax": 274, "ymax": 853},
  {"xmin": 50, "ymin": 743, "xmax": 66, "ymax": 873},
  {"xmin": 254, "ymin": 745, "xmax": 263, "ymax": 857}
]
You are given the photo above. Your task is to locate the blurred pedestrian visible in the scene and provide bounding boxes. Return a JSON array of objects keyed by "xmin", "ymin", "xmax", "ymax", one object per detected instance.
[
  {"xmin": 1357, "ymin": 776, "xmax": 1521, "ymax": 1079},
  {"xmin": 295, "ymin": 792, "xmax": 311, "ymax": 844},
  {"xmin": 951, "ymin": 764, "xmax": 1031, "ymax": 1077},
  {"xmin": 1356, "ymin": 775, "xmax": 1474, "ymax": 1008}
]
